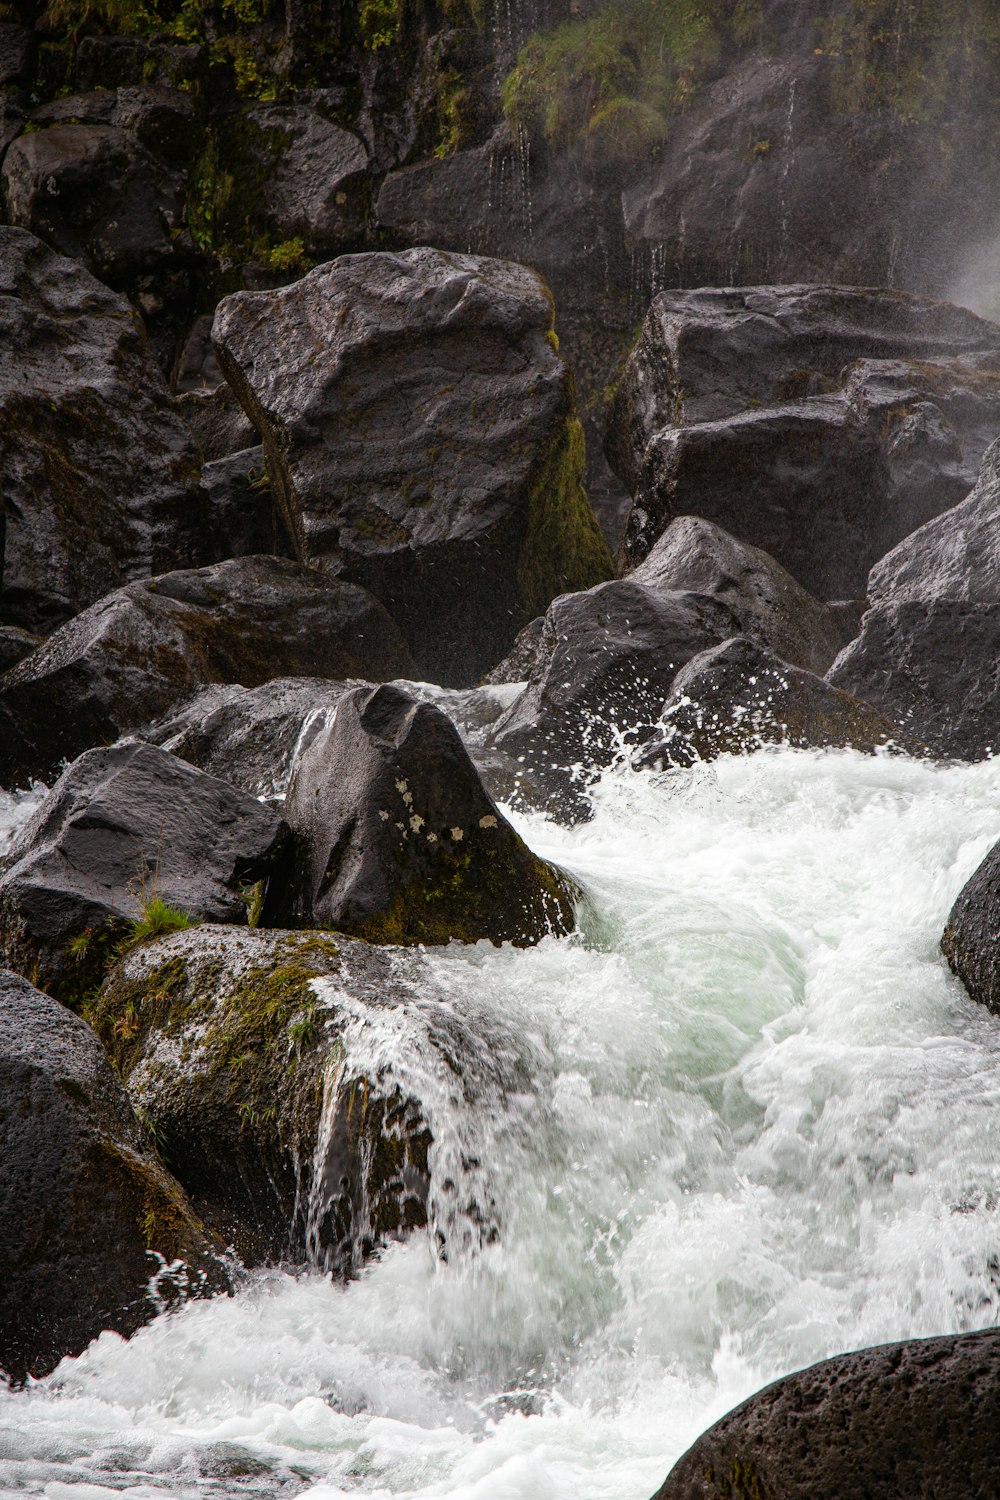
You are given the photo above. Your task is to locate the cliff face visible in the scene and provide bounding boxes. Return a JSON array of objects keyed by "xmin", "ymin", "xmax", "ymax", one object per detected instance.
[{"xmin": 4, "ymin": 0, "xmax": 1000, "ymax": 539}]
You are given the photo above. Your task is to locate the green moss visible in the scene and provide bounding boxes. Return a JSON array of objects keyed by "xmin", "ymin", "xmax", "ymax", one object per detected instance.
[
  {"xmin": 121, "ymin": 895, "xmax": 195, "ymax": 949},
  {"xmin": 517, "ymin": 411, "xmax": 615, "ymax": 623},
  {"xmin": 359, "ymin": 0, "xmax": 405, "ymax": 50}
]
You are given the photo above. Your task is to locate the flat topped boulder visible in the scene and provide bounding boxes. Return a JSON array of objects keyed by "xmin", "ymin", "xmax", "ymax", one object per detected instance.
[
  {"xmin": 0, "ymin": 226, "xmax": 210, "ymax": 632},
  {"xmin": 213, "ymin": 246, "xmax": 613, "ymax": 685},
  {"xmin": 0, "ymin": 554, "xmax": 414, "ymax": 790}
]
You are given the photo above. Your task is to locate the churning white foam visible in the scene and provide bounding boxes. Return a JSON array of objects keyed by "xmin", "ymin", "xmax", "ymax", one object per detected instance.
[{"xmin": 3, "ymin": 746, "xmax": 1000, "ymax": 1499}]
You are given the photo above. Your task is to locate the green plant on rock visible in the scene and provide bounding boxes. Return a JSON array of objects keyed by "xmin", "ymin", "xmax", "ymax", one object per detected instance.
[
  {"xmin": 359, "ymin": 0, "xmax": 405, "ymax": 50},
  {"xmin": 123, "ymin": 895, "xmax": 195, "ymax": 949},
  {"xmin": 40, "ymin": 0, "xmax": 157, "ymax": 36}
]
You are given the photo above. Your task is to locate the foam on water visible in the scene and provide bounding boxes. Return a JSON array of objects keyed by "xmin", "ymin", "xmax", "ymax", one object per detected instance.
[{"xmin": 3, "ymin": 747, "xmax": 1000, "ymax": 1499}]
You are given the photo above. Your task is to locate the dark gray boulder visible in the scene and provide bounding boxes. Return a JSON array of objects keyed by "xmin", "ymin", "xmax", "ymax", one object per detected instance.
[
  {"xmin": 213, "ymin": 246, "xmax": 613, "ymax": 685},
  {"xmin": 245, "ymin": 105, "xmax": 368, "ymax": 251},
  {"xmin": 0, "ymin": 227, "xmax": 211, "ymax": 633},
  {"xmin": 0, "ymin": 741, "xmax": 291, "ymax": 1006},
  {"xmin": 0, "ymin": 970, "xmax": 226, "ymax": 1384},
  {"xmin": 0, "ymin": 625, "xmax": 38, "ymax": 674},
  {"xmin": 608, "ymin": 285, "xmax": 1000, "ymax": 597},
  {"xmin": 635, "ymin": 637, "xmax": 910, "ymax": 771},
  {"xmin": 827, "ymin": 600, "xmax": 1000, "ymax": 761},
  {"xmin": 176, "ymin": 383, "xmax": 257, "ymax": 459},
  {"xmin": 650, "ymin": 1328, "xmax": 1000, "ymax": 1500},
  {"xmin": 281, "ymin": 682, "xmax": 575, "ymax": 945},
  {"xmin": 629, "ymin": 516, "xmax": 843, "ymax": 675},
  {"xmin": 202, "ymin": 446, "xmax": 293, "ymax": 561},
  {"xmin": 0, "ymin": 554, "xmax": 415, "ymax": 790},
  {"xmin": 942, "ymin": 838, "xmax": 1000, "ymax": 1015},
  {"xmin": 489, "ymin": 582, "xmax": 739, "ymax": 817}
]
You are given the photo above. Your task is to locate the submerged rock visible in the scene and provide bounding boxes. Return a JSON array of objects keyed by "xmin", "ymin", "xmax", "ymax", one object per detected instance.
[
  {"xmin": 942, "ymin": 838, "xmax": 1000, "ymax": 1014},
  {"xmin": 0, "ymin": 227, "xmax": 210, "ymax": 633},
  {"xmin": 635, "ymin": 637, "xmax": 909, "ymax": 770},
  {"xmin": 213, "ymin": 246, "xmax": 613, "ymax": 685},
  {"xmin": 0, "ymin": 555, "xmax": 414, "ymax": 790},
  {"xmin": 90, "ymin": 927, "xmax": 437, "ymax": 1270},
  {"xmin": 0, "ymin": 742, "xmax": 289, "ymax": 1006},
  {"xmin": 608, "ymin": 285, "xmax": 1000, "ymax": 596},
  {"xmin": 0, "ymin": 969, "xmax": 226, "ymax": 1383},
  {"xmin": 281, "ymin": 683, "xmax": 575, "ymax": 945},
  {"xmin": 651, "ymin": 1328, "xmax": 1000, "ymax": 1500}
]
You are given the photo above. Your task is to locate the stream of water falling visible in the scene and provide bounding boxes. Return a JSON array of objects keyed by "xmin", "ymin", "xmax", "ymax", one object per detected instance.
[{"xmin": 3, "ymin": 746, "xmax": 1000, "ymax": 1499}]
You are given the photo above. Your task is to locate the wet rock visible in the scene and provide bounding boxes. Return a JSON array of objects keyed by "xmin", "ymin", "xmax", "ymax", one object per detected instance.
[
  {"xmin": 634, "ymin": 637, "xmax": 909, "ymax": 771},
  {"xmin": 0, "ymin": 969, "xmax": 226, "ymax": 1384},
  {"xmin": 1, "ymin": 122, "xmax": 185, "ymax": 285},
  {"xmin": 942, "ymin": 836, "xmax": 1000, "ymax": 1016},
  {"xmin": 483, "ymin": 616, "xmax": 546, "ymax": 685},
  {"xmin": 489, "ymin": 582, "xmax": 738, "ymax": 818},
  {"xmin": 281, "ymin": 682, "xmax": 575, "ymax": 945},
  {"xmin": 0, "ymin": 24, "xmax": 33, "ymax": 88},
  {"xmin": 0, "ymin": 625, "xmax": 38, "ymax": 674},
  {"xmin": 176, "ymin": 383, "xmax": 257, "ymax": 457},
  {"xmin": 213, "ymin": 246, "xmax": 613, "ymax": 685},
  {"xmin": 90, "ymin": 926, "xmax": 435, "ymax": 1271},
  {"xmin": 0, "ymin": 555, "xmax": 414, "ymax": 790},
  {"xmin": 827, "ymin": 600, "xmax": 1000, "ymax": 761},
  {"xmin": 651, "ymin": 1328, "xmax": 1000, "ymax": 1500},
  {"xmin": 202, "ymin": 446, "xmax": 293, "ymax": 561},
  {"xmin": 0, "ymin": 741, "xmax": 290, "ymax": 1005},
  {"xmin": 608, "ymin": 285, "xmax": 1000, "ymax": 597},
  {"xmin": 629, "ymin": 516, "xmax": 842, "ymax": 675},
  {"xmin": 0, "ymin": 227, "xmax": 211, "ymax": 633},
  {"xmin": 868, "ymin": 435, "xmax": 1000, "ymax": 606},
  {"xmin": 245, "ymin": 105, "xmax": 368, "ymax": 251}
]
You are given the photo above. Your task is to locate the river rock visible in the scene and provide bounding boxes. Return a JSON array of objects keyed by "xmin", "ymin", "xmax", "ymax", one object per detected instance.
[
  {"xmin": 635, "ymin": 637, "xmax": 909, "ymax": 771},
  {"xmin": 630, "ymin": 516, "xmax": 842, "ymax": 674},
  {"xmin": 0, "ymin": 227, "xmax": 211, "ymax": 633},
  {"xmin": 607, "ymin": 285, "xmax": 1000, "ymax": 597},
  {"xmin": 213, "ymin": 246, "xmax": 613, "ymax": 685},
  {"xmin": 281, "ymin": 682, "xmax": 575, "ymax": 945},
  {"xmin": 202, "ymin": 446, "xmax": 293, "ymax": 561},
  {"xmin": 827, "ymin": 601, "xmax": 1000, "ymax": 761},
  {"xmin": 90, "ymin": 926, "xmax": 436, "ymax": 1270},
  {"xmin": 489, "ymin": 581, "xmax": 739, "ymax": 817},
  {"xmin": 0, "ymin": 741, "xmax": 290, "ymax": 1006},
  {"xmin": 941, "ymin": 837, "xmax": 1000, "ymax": 1014},
  {"xmin": 0, "ymin": 555, "xmax": 414, "ymax": 790},
  {"xmin": 651, "ymin": 1328, "xmax": 1000, "ymax": 1500},
  {"xmin": 245, "ymin": 105, "xmax": 368, "ymax": 250},
  {"xmin": 0, "ymin": 969, "xmax": 225, "ymax": 1383}
]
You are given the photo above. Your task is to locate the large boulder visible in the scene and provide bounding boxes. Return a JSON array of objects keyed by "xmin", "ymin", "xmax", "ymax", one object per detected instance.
[
  {"xmin": 629, "ymin": 516, "xmax": 843, "ymax": 675},
  {"xmin": 0, "ymin": 742, "xmax": 290, "ymax": 1006},
  {"xmin": 635, "ymin": 637, "xmax": 910, "ymax": 771},
  {"xmin": 281, "ymin": 682, "xmax": 575, "ymax": 945},
  {"xmin": 90, "ymin": 927, "xmax": 439, "ymax": 1270},
  {"xmin": 941, "ymin": 837, "xmax": 1000, "ymax": 1014},
  {"xmin": 0, "ymin": 227, "xmax": 210, "ymax": 633},
  {"xmin": 0, "ymin": 555, "xmax": 414, "ymax": 790},
  {"xmin": 213, "ymin": 246, "xmax": 614, "ymax": 685},
  {"xmin": 651, "ymin": 1328, "xmax": 1000, "ymax": 1500},
  {"xmin": 827, "ymin": 600, "xmax": 1000, "ymax": 761},
  {"xmin": 607, "ymin": 285, "xmax": 1000, "ymax": 597},
  {"xmin": 0, "ymin": 969, "xmax": 225, "ymax": 1383},
  {"xmin": 244, "ymin": 105, "xmax": 369, "ymax": 252}
]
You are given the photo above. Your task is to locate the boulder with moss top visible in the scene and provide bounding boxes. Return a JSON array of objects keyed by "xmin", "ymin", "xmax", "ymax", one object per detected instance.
[
  {"xmin": 0, "ymin": 741, "xmax": 290, "ymax": 1007},
  {"xmin": 213, "ymin": 246, "xmax": 614, "ymax": 685},
  {"xmin": 0, "ymin": 227, "xmax": 211, "ymax": 634},
  {"xmin": 651, "ymin": 1328, "xmax": 1000, "ymax": 1500},
  {"xmin": 0, "ymin": 969, "xmax": 226, "ymax": 1383},
  {"xmin": 90, "ymin": 926, "xmax": 441, "ymax": 1270},
  {"xmin": 280, "ymin": 682, "xmax": 575, "ymax": 944},
  {"xmin": 0, "ymin": 554, "xmax": 414, "ymax": 790}
]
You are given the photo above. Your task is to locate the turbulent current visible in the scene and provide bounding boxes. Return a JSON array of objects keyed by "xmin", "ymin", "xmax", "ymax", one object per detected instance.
[{"xmin": 4, "ymin": 746, "xmax": 1000, "ymax": 1500}]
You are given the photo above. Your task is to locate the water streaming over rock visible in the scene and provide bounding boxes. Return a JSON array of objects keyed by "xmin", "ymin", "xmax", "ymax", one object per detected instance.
[{"xmin": 3, "ymin": 746, "xmax": 1000, "ymax": 1498}]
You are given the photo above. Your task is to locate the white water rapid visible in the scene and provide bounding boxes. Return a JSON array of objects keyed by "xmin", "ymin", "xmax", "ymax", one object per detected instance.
[{"xmin": 3, "ymin": 746, "xmax": 1000, "ymax": 1500}]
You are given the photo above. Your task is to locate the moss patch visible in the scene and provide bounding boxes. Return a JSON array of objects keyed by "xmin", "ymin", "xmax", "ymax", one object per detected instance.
[{"xmin": 518, "ymin": 411, "xmax": 615, "ymax": 623}]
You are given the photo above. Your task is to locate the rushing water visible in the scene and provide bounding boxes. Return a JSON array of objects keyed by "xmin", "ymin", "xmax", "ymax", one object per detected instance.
[{"xmin": 3, "ymin": 746, "xmax": 1000, "ymax": 1499}]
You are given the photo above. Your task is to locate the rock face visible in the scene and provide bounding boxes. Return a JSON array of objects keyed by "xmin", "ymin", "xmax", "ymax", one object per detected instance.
[
  {"xmin": 0, "ymin": 226, "xmax": 210, "ymax": 633},
  {"xmin": 630, "ymin": 516, "xmax": 843, "ymax": 675},
  {"xmin": 607, "ymin": 285, "xmax": 1000, "ymax": 597},
  {"xmin": 941, "ymin": 838, "xmax": 1000, "ymax": 1014},
  {"xmin": 90, "ymin": 927, "xmax": 436, "ymax": 1270},
  {"xmin": 245, "ymin": 105, "xmax": 368, "ymax": 251},
  {"xmin": 0, "ymin": 555, "xmax": 414, "ymax": 790},
  {"xmin": 0, "ymin": 969, "xmax": 225, "ymax": 1384},
  {"xmin": 213, "ymin": 246, "xmax": 613, "ymax": 685},
  {"xmin": 282, "ymin": 683, "xmax": 575, "ymax": 944},
  {"xmin": 651, "ymin": 1328, "xmax": 1000, "ymax": 1500},
  {"xmin": 635, "ymin": 637, "xmax": 909, "ymax": 770},
  {"xmin": 0, "ymin": 742, "xmax": 290, "ymax": 1005}
]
